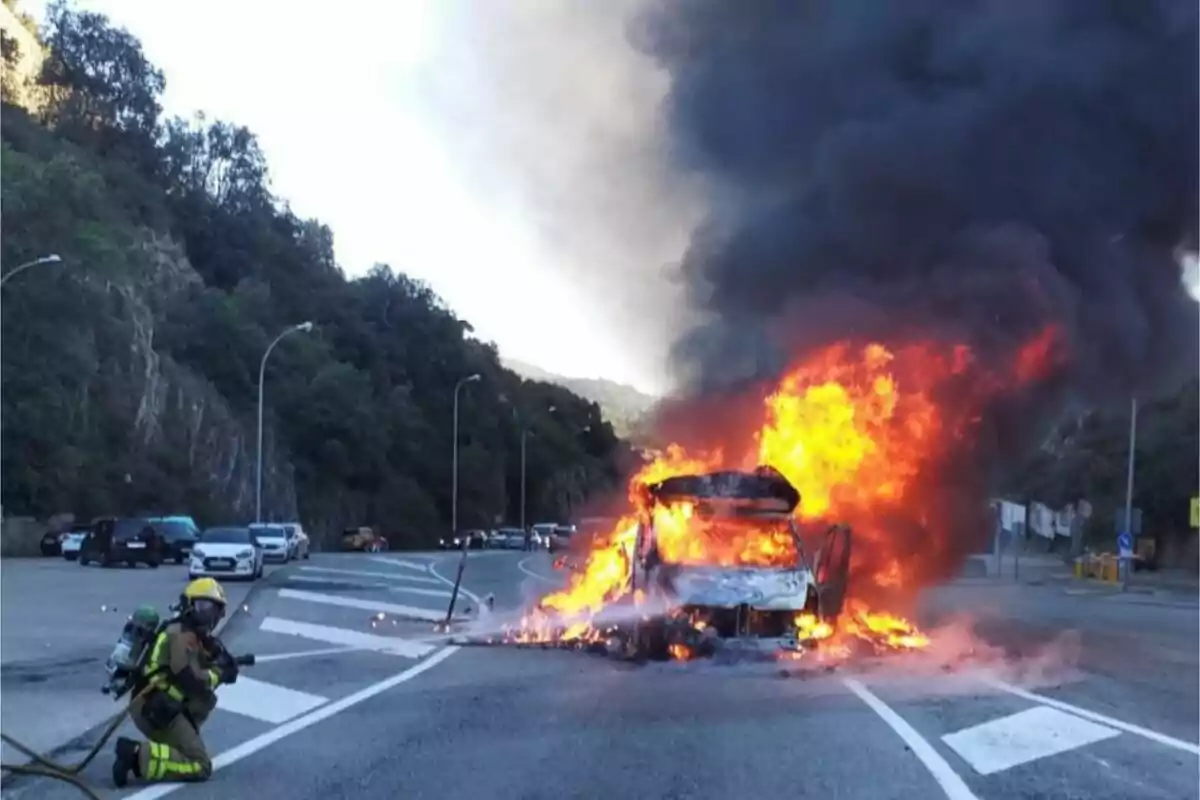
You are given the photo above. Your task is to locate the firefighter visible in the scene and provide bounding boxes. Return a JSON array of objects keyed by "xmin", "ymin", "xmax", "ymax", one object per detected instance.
[{"xmin": 111, "ymin": 577, "xmax": 239, "ymax": 787}]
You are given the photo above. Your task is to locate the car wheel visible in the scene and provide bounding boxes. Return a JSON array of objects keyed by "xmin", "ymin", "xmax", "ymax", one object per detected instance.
[
  {"xmin": 79, "ymin": 556, "xmax": 88, "ymax": 566},
  {"xmin": 303, "ymin": 549, "xmax": 310, "ymax": 560},
  {"xmin": 175, "ymin": 555, "xmax": 185, "ymax": 565},
  {"xmin": 148, "ymin": 559, "xmax": 160, "ymax": 569}
]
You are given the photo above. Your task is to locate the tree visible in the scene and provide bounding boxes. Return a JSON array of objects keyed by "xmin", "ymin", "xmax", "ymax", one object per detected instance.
[{"xmin": 0, "ymin": 4, "xmax": 626, "ymax": 546}]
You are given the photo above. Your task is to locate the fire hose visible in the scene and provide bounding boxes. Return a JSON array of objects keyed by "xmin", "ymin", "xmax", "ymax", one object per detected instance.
[{"xmin": 0, "ymin": 653, "xmax": 255, "ymax": 800}]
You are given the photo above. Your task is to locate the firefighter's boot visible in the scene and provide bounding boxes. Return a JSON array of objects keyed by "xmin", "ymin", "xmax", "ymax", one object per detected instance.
[{"xmin": 112, "ymin": 737, "xmax": 142, "ymax": 787}]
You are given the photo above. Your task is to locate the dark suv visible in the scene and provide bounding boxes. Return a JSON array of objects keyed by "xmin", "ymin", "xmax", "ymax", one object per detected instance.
[
  {"xmin": 149, "ymin": 518, "xmax": 201, "ymax": 564},
  {"xmin": 79, "ymin": 517, "xmax": 164, "ymax": 568}
]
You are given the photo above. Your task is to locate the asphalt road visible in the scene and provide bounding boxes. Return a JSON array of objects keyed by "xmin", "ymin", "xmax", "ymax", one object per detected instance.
[
  {"xmin": 0, "ymin": 557, "xmax": 258, "ymax": 762},
  {"xmin": 6, "ymin": 550, "xmax": 1197, "ymax": 800}
]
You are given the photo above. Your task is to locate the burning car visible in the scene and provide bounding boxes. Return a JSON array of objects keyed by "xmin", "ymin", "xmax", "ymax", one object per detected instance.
[{"xmin": 594, "ymin": 466, "xmax": 852, "ymax": 660}]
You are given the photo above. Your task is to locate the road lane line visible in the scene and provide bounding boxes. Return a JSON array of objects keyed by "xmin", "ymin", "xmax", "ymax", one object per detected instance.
[
  {"xmin": 125, "ymin": 646, "xmax": 459, "ymax": 800},
  {"xmin": 277, "ymin": 587, "xmax": 450, "ymax": 621},
  {"xmin": 297, "ymin": 565, "xmax": 444, "ymax": 585},
  {"xmin": 517, "ymin": 556, "xmax": 559, "ymax": 584},
  {"xmin": 981, "ymin": 677, "xmax": 1200, "ymax": 756},
  {"xmin": 843, "ymin": 678, "xmax": 981, "ymax": 800},
  {"xmin": 254, "ymin": 646, "xmax": 363, "ymax": 663},
  {"xmin": 215, "ymin": 676, "xmax": 328, "ymax": 724},
  {"xmin": 260, "ymin": 616, "xmax": 436, "ymax": 657},
  {"xmin": 427, "ymin": 556, "xmax": 482, "ymax": 605}
]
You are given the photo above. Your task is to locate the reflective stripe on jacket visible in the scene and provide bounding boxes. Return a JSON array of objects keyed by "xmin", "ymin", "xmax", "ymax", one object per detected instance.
[{"xmin": 142, "ymin": 621, "xmax": 221, "ymax": 704}]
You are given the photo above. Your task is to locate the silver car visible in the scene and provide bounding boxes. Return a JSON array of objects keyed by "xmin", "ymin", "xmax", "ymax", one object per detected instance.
[{"xmin": 249, "ymin": 524, "xmax": 290, "ymax": 564}]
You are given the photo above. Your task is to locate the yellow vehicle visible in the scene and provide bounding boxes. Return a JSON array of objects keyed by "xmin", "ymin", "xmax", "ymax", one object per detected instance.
[{"xmin": 340, "ymin": 526, "xmax": 389, "ymax": 552}]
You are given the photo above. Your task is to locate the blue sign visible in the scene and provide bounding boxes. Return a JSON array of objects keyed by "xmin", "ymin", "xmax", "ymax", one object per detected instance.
[{"xmin": 1117, "ymin": 531, "xmax": 1133, "ymax": 557}]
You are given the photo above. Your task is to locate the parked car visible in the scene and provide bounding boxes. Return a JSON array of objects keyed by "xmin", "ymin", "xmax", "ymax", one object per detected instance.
[
  {"xmin": 189, "ymin": 526, "xmax": 264, "ymax": 581},
  {"xmin": 148, "ymin": 517, "xmax": 200, "ymax": 564},
  {"xmin": 40, "ymin": 529, "xmax": 64, "ymax": 557},
  {"xmin": 545, "ymin": 524, "xmax": 576, "ymax": 554},
  {"xmin": 280, "ymin": 522, "xmax": 310, "ymax": 560},
  {"xmin": 79, "ymin": 517, "xmax": 164, "ymax": 568},
  {"xmin": 438, "ymin": 530, "xmax": 488, "ymax": 550},
  {"xmin": 249, "ymin": 523, "xmax": 291, "ymax": 564},
  {"xmin": 342, "ymin": 526, "xmax": 389, "ymax": 552},
  {"xmin": 59, "ymin": 524, "xmax": 91, "ymax": 560}
]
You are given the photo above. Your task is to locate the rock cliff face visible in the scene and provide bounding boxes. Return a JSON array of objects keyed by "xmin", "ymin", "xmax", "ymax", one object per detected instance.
[
  {"xmin": 0, "ymin": 134, "xmax": 297, "ymax": 525},
  {"xmin": 114, "ymin": 231, "xmax": 298, "ymax": 521}
]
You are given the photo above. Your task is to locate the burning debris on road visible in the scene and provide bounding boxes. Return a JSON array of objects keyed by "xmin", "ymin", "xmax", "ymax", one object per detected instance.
[{"xmin": 474, "ymin": 336, "xmax": 1058, "ymax": 665}]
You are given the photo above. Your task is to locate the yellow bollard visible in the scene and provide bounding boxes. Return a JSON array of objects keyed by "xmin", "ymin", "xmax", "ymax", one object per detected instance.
[{"xmin": 1073, "ymin": 558, "xmax": 1083, "ymax": 579}]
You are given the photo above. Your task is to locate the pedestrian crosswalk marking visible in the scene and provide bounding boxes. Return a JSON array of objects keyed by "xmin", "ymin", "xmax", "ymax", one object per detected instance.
[
  {"xmin": 941, "ymin": 706, "xmax": 1120, "ymax": 775},
  {"xmin": 365, "ymin": 555, "xmax": 431, "ymax": 572},
  {"xmin": 386, "ymin": 584, "xmax": 454, "ymax": 599},
  {"xmin": 260, "ymin": 616, "xmax": 437, "ymax": 658},
  {"xmin": 297, "ymin": 565, "xmax": 444, "ymax": 585},
  {"xmin": 216, "ymin": 676, "xmax": 328, "ymax": 724},
  {"xmin": 278, "ymin": 587, "xmax": 453, "ymax": 622}
]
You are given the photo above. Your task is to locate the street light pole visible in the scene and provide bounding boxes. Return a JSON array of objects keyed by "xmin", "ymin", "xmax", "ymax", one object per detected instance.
[
  {"xmin": 1121, "ymin": 396, "xmax": 1138, "ymax": 591},
  {"xmin": 520, "ymin": 427, "xmax": 527, "ymax": 531},
  {"xmin": 451, "ymin": 373, "xmax": 481, "ymax": 537},
  {"xmin": 256, "ymin": 321, "xmax": 313, "ymax": 523},
  {"xmin": 0, "ymin": 254, "xmax": 62, "ymax": 287}
]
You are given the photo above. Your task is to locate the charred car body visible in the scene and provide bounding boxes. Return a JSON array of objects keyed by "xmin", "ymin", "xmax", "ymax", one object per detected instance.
[{"xmin": 605, "ymin": 467, "xmax": 852, "ymax": 660}]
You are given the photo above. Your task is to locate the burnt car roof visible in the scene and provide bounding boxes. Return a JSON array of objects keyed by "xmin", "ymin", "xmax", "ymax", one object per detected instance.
[{"xmin": 646, "ymin": 466, "xmax": 800, "ymax": 514}]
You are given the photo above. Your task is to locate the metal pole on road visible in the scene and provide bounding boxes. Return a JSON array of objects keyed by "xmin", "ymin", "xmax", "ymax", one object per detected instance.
[
  {"xmin": 0, "ymin": 254, "xmax": 62, "ymax": 287},
  {"xmin": 256, "ymin": 321, "xmax": 313, "ymax": 523},
  {"xmin": 1121, "ymin": 396, "xmax": 1138, "ymax": 591},
  {"xmin": 451, "ymin": 373, "xmax": 481, "ymax": 537}
]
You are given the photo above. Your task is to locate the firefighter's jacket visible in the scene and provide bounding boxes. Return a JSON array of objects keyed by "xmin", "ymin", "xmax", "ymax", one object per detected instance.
[{"xmin": 141, "ymin": 621, "xmax": 221, "ymax": 722}]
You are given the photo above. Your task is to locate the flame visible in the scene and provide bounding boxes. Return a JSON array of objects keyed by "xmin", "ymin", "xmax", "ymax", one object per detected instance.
[
  {"xmin": 513, "ymin": 332, "xmax": 1059, "ymax": 659},
  {"xmin": 650, "ymin": 503, "xmax": 798, "ymax": 568}
]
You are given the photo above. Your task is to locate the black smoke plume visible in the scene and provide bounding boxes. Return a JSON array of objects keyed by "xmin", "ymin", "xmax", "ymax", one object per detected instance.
[{"xmin": 632, "ymin": 0, "xmax": 1199, "ymax": 402}]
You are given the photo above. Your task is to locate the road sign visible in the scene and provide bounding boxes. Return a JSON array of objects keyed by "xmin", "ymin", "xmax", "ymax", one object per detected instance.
[
  {"xmin": 1117, "ymin": 531, "xmax": 1133, "ymax": 558},
  {"xmin": 1190, "ymin": 497, "xmax": 1199, "ymax": 528}
]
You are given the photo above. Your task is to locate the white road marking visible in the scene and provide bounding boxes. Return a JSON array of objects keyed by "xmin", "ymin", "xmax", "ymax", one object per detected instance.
[
  {"xmin": 260, "ymin": 616, "xmax": 436, "ymax": 658},
  {"xmin": 982, "ymin": 677, "xmax": 1200, "ymax": 756},
  {"xmin": 254, "ymin": 646, "xmax": 364, "ymax": 663},
  {"xmin": 517, "ymin": 556, "xmax": 560, "ymax": 584},
  {"xmin": 843, "ymin": 679, "xmax": 981, "ymax": 800},
  {"xmin": 284, "ymin": 575, "xmax": 390, "ymax": 588},
  {"xmin": 125, "ymin": 646, "xmax": 459, "ymax": 800},
  {"xmin": 276, "ymin": 587, "xmax": 451, "ymax": 622},
  {"xmin": 941, "ymin": 706, "xmax": 1121, "ymax": 775},
  {"xmin": 365, "ymin": 555, "xmax": 431, "ymax": 572},
  {"xmin": 388, "ymin": 584, "xmax": 454, "ymax": 599},
  {"xmin": 298, "ymin": 565, "xmax": 444, "ymax": 585},
  {"xmin": 215, "ymin": 676, "xmax": 328, "ymax": 724}
]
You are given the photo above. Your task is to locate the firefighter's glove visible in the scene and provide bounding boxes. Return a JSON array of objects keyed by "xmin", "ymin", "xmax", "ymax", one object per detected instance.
[{"xmin": 218, "ymin": 654, "xmax": 240, "ymax": 685}]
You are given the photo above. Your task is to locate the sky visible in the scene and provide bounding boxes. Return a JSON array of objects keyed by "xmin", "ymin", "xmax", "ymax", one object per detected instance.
[{"xmin": 20, "ymin": 0, "xmax": 678, "ymax": 396}]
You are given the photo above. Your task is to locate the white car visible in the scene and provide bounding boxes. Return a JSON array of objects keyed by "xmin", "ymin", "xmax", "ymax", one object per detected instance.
[
  {"xmin": 248, "ymin": 523, "xmax": 291, "ymax": 564},
  {"xmin": 282, "ymin": 522, "xmax": 310, "ymax": 560},
  {"xmin": 60, "ymin": 530, "xmax": 87, "ymax": 560},
  {"xmin": 189, "ymin": 526, "xmax": 264, "ymax": 581}
]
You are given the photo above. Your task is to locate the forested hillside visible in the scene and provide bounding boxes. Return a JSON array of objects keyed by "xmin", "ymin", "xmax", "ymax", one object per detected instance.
[
  {"xmin": 0, "ymin": 2, "xmax": 631, "ymax": 547},
  {"xmin": 502, "ymin": 358, "xmax": 657, "ymax": 440}
]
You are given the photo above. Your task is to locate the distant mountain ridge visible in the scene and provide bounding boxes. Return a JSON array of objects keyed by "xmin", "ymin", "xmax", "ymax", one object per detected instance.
[{"xmin": 503, "ymin": 358, "xmax": 658, "ymax": 439}]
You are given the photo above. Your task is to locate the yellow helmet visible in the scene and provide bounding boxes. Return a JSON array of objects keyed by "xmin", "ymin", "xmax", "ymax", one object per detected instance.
[{"xmin": 182, "ymin": 577, "xmax": 227, "ymax": 606}]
